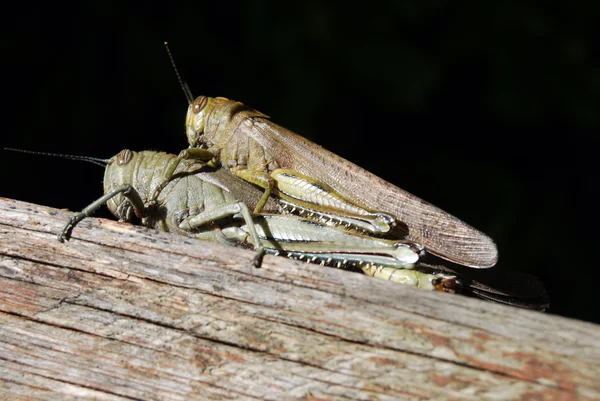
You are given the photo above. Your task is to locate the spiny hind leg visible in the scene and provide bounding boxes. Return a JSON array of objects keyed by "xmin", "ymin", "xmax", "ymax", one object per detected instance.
[
  {"xmin": 177, "ymin": 200, "xmax": 265, "ymax": 267},
  {"xmin": 234, "ymin": 168, "xmax": 395, "ymax": 233}
]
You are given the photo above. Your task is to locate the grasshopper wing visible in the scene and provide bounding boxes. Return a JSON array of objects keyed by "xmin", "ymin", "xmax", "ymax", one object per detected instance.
[{"xmin": 247, "ymin": 119, "xmax": 498, "ymax": 268}]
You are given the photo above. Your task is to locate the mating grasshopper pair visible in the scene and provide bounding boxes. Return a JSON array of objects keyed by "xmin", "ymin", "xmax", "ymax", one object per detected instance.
[{"xmin": 8, "ymin": 145, "xmax": 549, "ymax": 306}]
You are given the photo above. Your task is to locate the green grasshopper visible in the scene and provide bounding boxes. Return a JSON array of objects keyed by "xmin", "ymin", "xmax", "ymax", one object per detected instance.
[
  {"xmin": 8, "ymin": 148, "xmax": 459, "ymax": 292},
  {"xmin": 163, "ymin": 46, "xmax": 497, "ymax": 269}
]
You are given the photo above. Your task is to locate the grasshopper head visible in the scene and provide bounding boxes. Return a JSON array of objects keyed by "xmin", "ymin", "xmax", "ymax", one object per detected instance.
[
  {"xmin": 103, "ymin": 149, "xmax": 139, "ymax": 222},
  {"xmin": 186, "ymin": 95, "xmax": 214, "ymax": 148}
]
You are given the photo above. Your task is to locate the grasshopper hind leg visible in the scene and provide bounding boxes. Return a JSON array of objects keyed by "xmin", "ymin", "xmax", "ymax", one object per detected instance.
[{"xmin": 234, "ymin": 168, "xmax": 397, "ymax": 234}]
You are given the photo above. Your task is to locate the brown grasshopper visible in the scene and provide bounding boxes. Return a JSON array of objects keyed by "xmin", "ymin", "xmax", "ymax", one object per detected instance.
[
  {"xmin": 163, "ymin": 45, "xmax": 497, "ymax": 269},
  {"xmin": 172, "ymin": 95, "xmax": 496, "ymax": 269}
]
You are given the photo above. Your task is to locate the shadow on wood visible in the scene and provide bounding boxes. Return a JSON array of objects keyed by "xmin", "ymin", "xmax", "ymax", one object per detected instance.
[{"xmin": 1, "ymin": 197, "xmax": 599, "ymax": 400}]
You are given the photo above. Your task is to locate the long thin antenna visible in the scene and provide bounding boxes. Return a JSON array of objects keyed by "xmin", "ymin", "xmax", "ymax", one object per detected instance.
[
  {"xmin": 5, "ymin": 148, "xmax": 109, "ymax": 168},
  {"xmin": 164, "ymin": 41, "xmax": 194, "ymax": 105}
]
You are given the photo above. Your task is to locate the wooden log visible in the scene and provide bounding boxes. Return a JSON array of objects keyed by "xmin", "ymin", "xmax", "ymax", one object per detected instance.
[{"xmin": 1, "ymin": 197, "xmax": 598, "ymax": 400}]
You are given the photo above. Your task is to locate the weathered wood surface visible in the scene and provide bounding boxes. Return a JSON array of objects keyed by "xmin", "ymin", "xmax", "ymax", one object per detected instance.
[{"xmin": 0, "ymin": 197, "xmax": 598, "ymax": 401}]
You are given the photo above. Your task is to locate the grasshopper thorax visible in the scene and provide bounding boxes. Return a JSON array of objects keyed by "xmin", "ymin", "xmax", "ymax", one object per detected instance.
[{"xmin": 185, "ymin": 96, "xmax": 268, "ymax": 151}]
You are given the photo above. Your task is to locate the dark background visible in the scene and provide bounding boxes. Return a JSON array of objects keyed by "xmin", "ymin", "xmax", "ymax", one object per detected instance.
[{"xmin": 3, "ymin": 2, "xmax": 597, "ymax": 323}]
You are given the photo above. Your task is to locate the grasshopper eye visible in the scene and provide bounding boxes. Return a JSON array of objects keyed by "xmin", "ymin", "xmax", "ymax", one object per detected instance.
[
  {"xmin": 193, "ymin": 96, "xmax": 208, "ymax": 113},
  {"xmin": 116, "ymin": 149, "xmax": 133, "ymax": 166}
]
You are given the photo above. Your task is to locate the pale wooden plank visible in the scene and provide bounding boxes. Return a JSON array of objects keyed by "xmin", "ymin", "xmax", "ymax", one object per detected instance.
[
  {"xmin": 1, "ymin": 197, "xmax": 598, "ymax": 400},
  {"xmin": 0, "ymin": 359, "xmax": 130, "ymax": 401}
]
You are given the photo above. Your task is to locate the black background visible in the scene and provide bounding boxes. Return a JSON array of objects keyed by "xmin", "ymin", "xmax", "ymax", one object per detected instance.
[{"xmin": 3, "ymin": 2, "xmax": 598, "ymax": 323}]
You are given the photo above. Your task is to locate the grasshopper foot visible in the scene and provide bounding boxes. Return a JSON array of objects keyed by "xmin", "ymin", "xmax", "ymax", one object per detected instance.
[
  {"xmin": 57, "ymin": 232, "xmax": 69, "ymax": 243},
  {"xmin": 57, "ymin": 213, "xmax": 86, "ymax": 243},
  {"xmin": 57, "ymin": 225, "xmax": 73, "ymax": 243},
  {"xmin": 251, "ymin": 248, "xmax": 266, "ymax": 268}
]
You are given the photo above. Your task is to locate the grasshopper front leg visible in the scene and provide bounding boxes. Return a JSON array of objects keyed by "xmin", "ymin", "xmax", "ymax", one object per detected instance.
[
  {"xmin": 162, "ymin": 148, "xmax": 219, "ymax": 179},
  {"xmin": 147, "ymin": 148, "xmax": 219, "ymax": 207},
  {"xmin": 176, "ymin": 200, "xmax": 266, "ymax": 267},
  {"xmin": 234, "ymin": 168, "xmax": 395, "ymax": 234},
  {"xmin": 58, "ymin": 184, "xmax": 146, "ymax": 242}
]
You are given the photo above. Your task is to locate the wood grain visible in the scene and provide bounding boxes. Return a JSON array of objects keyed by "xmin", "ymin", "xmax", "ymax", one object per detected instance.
[{"xmin": 1, "ymin": 197, "xmax": 598, "ymax": 400}]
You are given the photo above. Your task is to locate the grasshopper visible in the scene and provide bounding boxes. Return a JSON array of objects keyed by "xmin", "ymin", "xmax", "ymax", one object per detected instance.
[
  {"xmin": 179, "ymin": 95, "xmax": 498, "ymax": 269},
  {"xmin": 7, "ymin": 148, "xmax": 460, "ymax": 292},
  {"xmin": 162, "ymin": 45, "xmax": 497, "ymax": 269}
]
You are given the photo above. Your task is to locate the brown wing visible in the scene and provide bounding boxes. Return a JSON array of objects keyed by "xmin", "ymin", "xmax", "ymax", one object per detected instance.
[{"xmin": 247, "ymin": 119, "xmax": 498, "ymax": 268}]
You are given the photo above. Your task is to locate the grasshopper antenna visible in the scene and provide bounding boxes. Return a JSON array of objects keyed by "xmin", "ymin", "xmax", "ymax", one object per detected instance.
[
  {"xmin": 5, "ymin": 148, "xmax": 110, "ymax": 168},
  {"xmin": 164, "ymin": 41, "xmax": 194, "ymax": 105}
]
